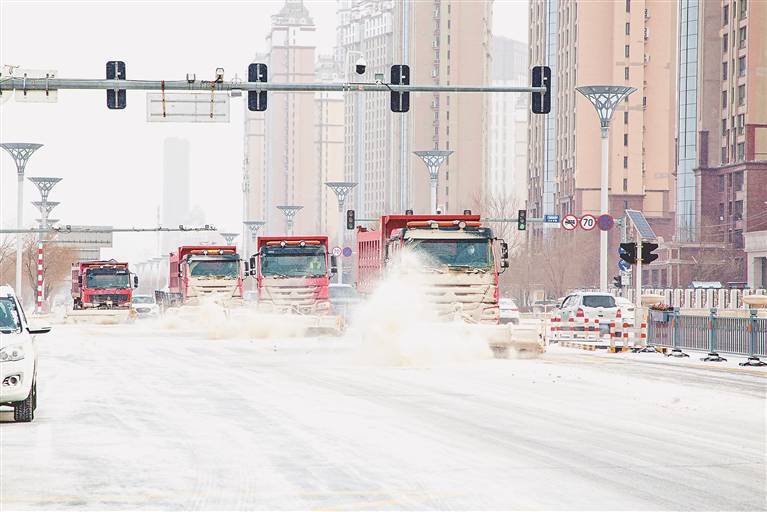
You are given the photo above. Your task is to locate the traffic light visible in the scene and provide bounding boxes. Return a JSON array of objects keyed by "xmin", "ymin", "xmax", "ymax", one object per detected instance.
[
  {"xmin": 531, "ymin": 65, "xmax": 551, "ymax": 114},
  {"xmin": 106, "ymin": 60, "xmax": 126, "ymax": 109},
  {"xmin": 619, "ymin": 242, "xmax": 637, "ymax": 265},
  {"xmin": 641, "ymin": 242, "xmax": 659, "ymax": 264},
  {"xmin": 390, "ymin": 64, "xmax": 410, "ymax": 113},
  {"xmin": 248, "ymin": 63, "xmax": 268, "ymax": 112},
  {"xmin": 346, "ymin": 209, "xmax": 356, "ymax": 230},
  {"xmin": 517, "ymin": 209, "xmax": 527, "ymax": 231},
  {"xmin": 613, "ymin": 276, "xmax": 623, "ymax": 289}
]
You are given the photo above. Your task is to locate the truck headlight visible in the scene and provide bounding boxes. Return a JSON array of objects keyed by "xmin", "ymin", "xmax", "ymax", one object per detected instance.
[{"xmin": 0, "ymin": 345, "xmax": 25, "ymax": 362}]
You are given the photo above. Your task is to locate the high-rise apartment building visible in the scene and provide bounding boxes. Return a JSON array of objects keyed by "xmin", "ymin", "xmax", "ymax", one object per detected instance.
[
  {"xmin": 488, "ymin": 36, "xmax": 528, "ymax": 207},
  {"xmin": 243, "ymin": 0, "xmax": 317, "ymax": 235},
  {"xmin": 528, "ymin": 0, "xmax": 677, "ymax": 284},
  {"xmin": 693, "ymin": 0, "xmax": 767, "ymax": 287},
  {"xmin": 161, "ymin": 137, "xmax": 191, "ymax": 254},
  {"xmin": 337, "ymin": 0, "xmax": 491, "ymax": 217}
]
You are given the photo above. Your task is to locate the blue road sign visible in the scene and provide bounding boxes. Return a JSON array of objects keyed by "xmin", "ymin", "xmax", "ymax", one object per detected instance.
[
  {"xmin": 618, "ymin": 259, "xmax": 631, "ymax": 272},
  {"xmin": 597, "ymin": 214, "xmax": 614, "ymax": 231},
  {"xmin": 543, "ymin": 214, "xmax": 560, "ymax": 223},
  {"xmin": 342, "ymin": 246, "xmax": 353, "ymax": 258}
]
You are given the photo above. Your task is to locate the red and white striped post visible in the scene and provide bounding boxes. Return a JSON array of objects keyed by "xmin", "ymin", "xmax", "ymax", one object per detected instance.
[{"xmin": 36, "ymin": 242, "xmax": 44, "ymax": 313}]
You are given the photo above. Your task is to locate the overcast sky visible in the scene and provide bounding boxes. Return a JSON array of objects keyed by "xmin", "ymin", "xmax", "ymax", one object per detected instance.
[{"xmin": 0, "ymin": 0, "xmax": 529, "ymax": 264}]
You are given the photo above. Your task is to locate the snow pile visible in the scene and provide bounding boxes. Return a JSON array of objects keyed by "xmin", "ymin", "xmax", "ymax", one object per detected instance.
[{"xmin": 348, "ymin": 250, "xmax": 493, "ymax": 366}]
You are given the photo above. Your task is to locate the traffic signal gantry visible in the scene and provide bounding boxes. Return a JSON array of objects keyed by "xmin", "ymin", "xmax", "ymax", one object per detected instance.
[{"xmin": 1, "ymin": 62, "xmax": 552, "ymax": 115}]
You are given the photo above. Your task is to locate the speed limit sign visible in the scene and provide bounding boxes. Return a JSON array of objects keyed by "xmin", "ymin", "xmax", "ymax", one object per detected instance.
[{"xmin": 580, "ymin": 214, "xmax": 597, "ymax": 231}]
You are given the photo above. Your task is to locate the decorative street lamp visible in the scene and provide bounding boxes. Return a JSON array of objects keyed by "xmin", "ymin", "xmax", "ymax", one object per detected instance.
[
  {"xmin": 325, "ymin": 182, "xmax": 357, "ymax": 284},
  {"xmin": 219, "ymin": 232, "xmax": 239, "ymax": 246},
  {"xmin": 242, "ymin": 220, "xmax": 266, "ymax": 260},
  {"xmin": 276, "ymin": 205, "xmax": 303, "ymax": 236},
  {"xmin": 414, "ymin": 150, "xmax": 453, "ymax": 214},
  {"xmin": 1, "ymin": 143, "xmax": 43, "ymax": 301},
  {"xmin": 576, "ymin": 86, "xmax": 636, "ymax": 292}
]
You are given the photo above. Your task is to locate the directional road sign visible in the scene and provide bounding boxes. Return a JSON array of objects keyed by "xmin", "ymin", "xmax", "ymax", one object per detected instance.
[
  {"xmin": 580, "ymin": 214, "xmax": 597, "ymax": 231},
  {"xmin": 544, "ymin": 214, "xmax": 560, "ymax": 223},
  {"xmin": 332, "ymin": 246, "xmax": 342, "ymax": 257},
  {"xmin": 562, "ymin": 214, "xmax": 578, "ymax": 231},
  {"xmin": 597, "ymin": 214, "xmax": 614, "ymax": 231},
  {"xmin": 618, "ymin": 259, "xmax": 631, "ymax": 272}
]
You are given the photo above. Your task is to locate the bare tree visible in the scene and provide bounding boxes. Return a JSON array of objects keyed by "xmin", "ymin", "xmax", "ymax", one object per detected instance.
[{"xmin": 22, "ymin": 238, "xmax": 79, "ymax": 308}]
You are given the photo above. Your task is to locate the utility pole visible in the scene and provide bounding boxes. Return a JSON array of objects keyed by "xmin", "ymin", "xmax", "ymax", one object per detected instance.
[
  {"xmin": 325, "ymin": 182, "xmax": 357, "ymax": 284},
  {"xmin": 414, "ymin": 150, "xmax": 453, "ymax": 214},
  {"xmin": 576, "ymin": 86, "xmax": 635, "ymax": 292},
  {"xmin": 1, "ymin": 143, "xmax": 43, "ymax": 302}
]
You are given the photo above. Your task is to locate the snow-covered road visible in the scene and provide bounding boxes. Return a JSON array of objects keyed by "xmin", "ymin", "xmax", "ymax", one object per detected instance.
[{"xmin": 1, "ymin": 323, "xmax": 765, "ymax": 510}]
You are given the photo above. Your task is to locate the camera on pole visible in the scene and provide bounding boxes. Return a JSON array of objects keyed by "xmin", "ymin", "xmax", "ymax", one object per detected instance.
[
  {"xmin": 531, "ymin": 65, "xmax": 551, "ymax": 115},
  {"xmin": 106, "ymin": 61, "xmax": 126, "ymax": 110},
  {"xmin": 390, "ymin": 64, "xmax": 410, "ymax": 113},
  {"xmin": 247, "ymin": 63, "xmax": 268, "ymax": 112}
]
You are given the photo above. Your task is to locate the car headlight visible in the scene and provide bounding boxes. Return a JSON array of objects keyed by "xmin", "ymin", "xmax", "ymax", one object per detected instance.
[{"xmin": 0, "ymin": 345, "xmax": 25, "ymax": 362}]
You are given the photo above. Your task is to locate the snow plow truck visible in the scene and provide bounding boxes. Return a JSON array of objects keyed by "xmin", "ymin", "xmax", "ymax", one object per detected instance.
[
  {"xmin": 66, "ymin": 260, "xmax": 138, "ymax": 324},
  {"xmin": 355, "ymin": 213, "xmax": 544, "ymax": 356},
  {"xmin": 247, "ymin": 235, "xmax": 342, "ymax": 335},
  {"xmin": 156, "ymin": 245, "xmax": 243, "ymax": 310}
]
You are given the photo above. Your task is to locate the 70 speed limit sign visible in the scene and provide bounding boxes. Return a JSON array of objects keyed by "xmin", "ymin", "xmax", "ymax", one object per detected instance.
[{"xmin": 579, "ymin": 214, "xmax": 597, "ymax": 231}]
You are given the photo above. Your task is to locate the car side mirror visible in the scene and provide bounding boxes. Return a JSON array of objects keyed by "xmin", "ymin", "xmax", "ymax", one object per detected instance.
[
  {"xmin": 500, "ymin": 241, "xmax": 509, "ymax": 260},
  {"xmin": 133, "ymin": 275, "xmax": 139, "ymax": 288},
  {"xmin": 27, "ymin": 326, "xmax": 51, "ymax": 335},
  {"xmin": 330, "ymin": 255, "xmax": 338, "ymax": 275},
  {"xmin": 77, "ymin": 276, "xmax": 82, "ymax": 286},
  {"xmin": 177, "ymin": 263, "xmax": 182, "ymax": 278},
  {"xmin": 249, "ymin": 256, "xmax": 256, "ymax": 270},
  {"xmin": 501, "ymin": 260, "xmax": 509, "ymax": 269},
  {"xmin": 244, "ymin": 261, "xmax": 250, "ymax": 274}
]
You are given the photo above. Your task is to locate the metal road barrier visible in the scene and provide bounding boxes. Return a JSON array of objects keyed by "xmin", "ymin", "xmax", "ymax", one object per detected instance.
[{"xmin": 648, "ymin": 309, "xmax": 767, "ymax": 362}]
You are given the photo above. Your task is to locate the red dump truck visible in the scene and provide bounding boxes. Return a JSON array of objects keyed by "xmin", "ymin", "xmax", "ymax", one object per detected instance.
[
  {"xmin": 248, "ymin": 235, "xmax": 341, "ymax": 333},
  {"xmin": 67, "ymin": 260, "xmax": 138, "ymax": 323},
  {"xmin": 356, "ymin": 213, "xmax": 543, "ymax": 355},
  {"xmin": 160, "ymin": 245, "xmax": 243, "ymax": 307}
]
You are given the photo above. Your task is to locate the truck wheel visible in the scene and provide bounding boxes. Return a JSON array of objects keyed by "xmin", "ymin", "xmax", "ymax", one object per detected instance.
[{"xmin": 13, "ymin": 382, "xmax": 35, "ymax": 422}]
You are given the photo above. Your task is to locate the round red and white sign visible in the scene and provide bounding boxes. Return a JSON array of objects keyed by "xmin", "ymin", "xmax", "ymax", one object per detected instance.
[
  {"xmin": 580, "ymin": 214, "xmax": 597, "ymax": 231},
  {"xmin": 332, "ymin": 246, "xmax": 342, "ymax": 257},
  {"xmin": 562, "ymin": 214, "xmax": 578, "ymax": 231}
]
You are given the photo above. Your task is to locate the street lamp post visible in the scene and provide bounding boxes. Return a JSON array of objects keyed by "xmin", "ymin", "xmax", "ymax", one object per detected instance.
[
  {"xmin": 276, "ymin": 206, "xmax": 302, "ymax": 236},
  {"xmin": 243, "ymin": 220, "xmax": 266, "ymax": 259},
  {"xmin": 414, "ymin": 150, "xmax": 453, "ymax": 214},
  {"xmin": 29, "ymin": 177, "xmax": 62, "ymax": 313},
  {"xmin": 1, "ymin": 143, "xmax": 43, "ymax": 301},
  {"xmin": 576, "ymin": 86, "xmax": 635, "ymax": 292},
  {"xmin": 325, "ymin": 182, "xmax": 357, "ymax": 284}
]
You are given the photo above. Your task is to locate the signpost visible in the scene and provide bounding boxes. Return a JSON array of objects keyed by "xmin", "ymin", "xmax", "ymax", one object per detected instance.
[
  {"xmin": 579, "ymin": 214, "xmax": 597, "ymax": 231},
  {"xmin": 562, "ymin": 214, "xmax": 578, "ymax": 231}
]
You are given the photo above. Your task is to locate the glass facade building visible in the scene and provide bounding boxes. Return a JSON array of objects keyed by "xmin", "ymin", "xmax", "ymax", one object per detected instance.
[{"xmin": 676, "ymin": 0, "xmax": 699, "ymax": 242}]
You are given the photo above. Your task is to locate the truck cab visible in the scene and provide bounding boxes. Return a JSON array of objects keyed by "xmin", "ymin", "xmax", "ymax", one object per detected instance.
[
  {"xmin": 71, "ymin": 260, "xmax": 137, "ymax": 310},
  {"xmin": 250, "ymin": 236, "xmax": 337, "ymax": 315},
  {"xmin": 169, "ymin": 246, "xmax": 243, "ymax": 303},
  {"xmin": 357, "ymin": 215, "xmax": 509, "ymax": 324}
]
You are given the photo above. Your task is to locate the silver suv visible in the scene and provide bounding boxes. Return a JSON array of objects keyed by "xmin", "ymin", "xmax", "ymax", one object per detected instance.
[{"xmin": 559, "ymin": 291, "xmax": 619, "ymax": 324}]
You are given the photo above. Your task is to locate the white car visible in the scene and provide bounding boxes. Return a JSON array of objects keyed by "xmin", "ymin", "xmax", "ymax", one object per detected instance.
[
  {"xmin": 614, "ymin": 296, "xmax": 636, "ymax": 323},
  {"xmin": 131, "ymin": 294, "xmax": 160, "ymax": 318},
  {"xmin": 499, "ymin": 298, "xmax": 521, "ymax": 325},
  {"xmin": 559, "ymin": 291, "xmax": 619, "ymax": 327},
  {"xmin": 0, "ymin": 285, "xmax": 50, "ymax": 422}
]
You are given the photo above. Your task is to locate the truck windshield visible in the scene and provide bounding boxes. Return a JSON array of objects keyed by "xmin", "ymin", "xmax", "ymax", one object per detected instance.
[
  {"xmin": 188, "ymin": 259, "xmax": 239, "ymax": 278},
  {"xmin": 0, "ymin": 297, "xmax": 21, "ymax": 333},
  {"xmin": 86, "ymin": 270, "xmax": 131, "ymax": 289},
  {"xmin": 408, "ymin": 238, "xmax": 493, "ymax": 269},
  {"xmin": 261, "ymin": 245, "xmax": 327, "ymax": 277}
]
